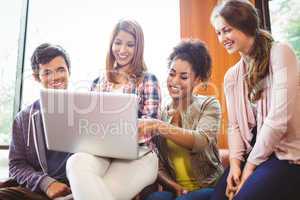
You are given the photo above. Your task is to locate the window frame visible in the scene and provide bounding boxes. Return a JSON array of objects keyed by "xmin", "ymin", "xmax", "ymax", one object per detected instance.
[
  {"xmin": 256, "ymin": 0, "xmax": 272, "ymax": 31},
  {"xmin": 0, "ymin": 0, "xmax": 29, "ymax": 150}
]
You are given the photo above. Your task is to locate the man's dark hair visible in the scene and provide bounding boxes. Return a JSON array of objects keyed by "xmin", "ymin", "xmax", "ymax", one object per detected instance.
[{"xmin": 31, "ymin": 43, "xmax": 71, "ymax": 74}]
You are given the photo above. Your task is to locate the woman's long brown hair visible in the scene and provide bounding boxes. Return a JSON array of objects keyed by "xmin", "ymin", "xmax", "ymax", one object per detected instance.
[
  {"xmin": 106, "ymin": 19, "xmax": 147, "ymax": 84},
  {"xmin": 211, "ymin": 0, "xmax": 274, "ymax": 101}
]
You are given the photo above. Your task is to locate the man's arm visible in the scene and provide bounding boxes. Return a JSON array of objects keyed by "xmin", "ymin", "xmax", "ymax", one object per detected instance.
[{"xmin": 9, "ymin": 112, "xmax": 53, "ymax": 193}]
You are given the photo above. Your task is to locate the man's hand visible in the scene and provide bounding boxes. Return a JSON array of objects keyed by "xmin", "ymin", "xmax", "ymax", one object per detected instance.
[{"xmin": 46, "ymin": 181, "xmax": 71, "ymax": 199}]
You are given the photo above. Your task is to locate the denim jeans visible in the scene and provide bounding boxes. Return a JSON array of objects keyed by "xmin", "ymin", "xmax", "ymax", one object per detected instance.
[
  {"xmin": 145, "ymin": 188, "xmax": 214, "ymax": 200},
  {"xmin": 210, "ymin": 155, "xmax": 300, "ymax": 200}
]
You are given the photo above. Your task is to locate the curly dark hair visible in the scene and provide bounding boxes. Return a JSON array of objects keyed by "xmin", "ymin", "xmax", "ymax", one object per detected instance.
[
  {"xmin": 31, "ymin": 43, "xmax": 71, "ymax": 74},
  {"xmin": 168, "ymin": 39, "xmax": 212, "ymax": 82}
]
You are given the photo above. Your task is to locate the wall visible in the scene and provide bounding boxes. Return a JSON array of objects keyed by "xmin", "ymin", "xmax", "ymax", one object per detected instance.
[{"xmin": 179, "ymin": 0, "xmax": 243, "ymax": 148}]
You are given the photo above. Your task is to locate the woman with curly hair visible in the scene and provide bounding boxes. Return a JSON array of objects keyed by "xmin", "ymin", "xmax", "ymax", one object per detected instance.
[{"xmin": 140, "ymin": 39, "xmax": 223, "ymax": 200}]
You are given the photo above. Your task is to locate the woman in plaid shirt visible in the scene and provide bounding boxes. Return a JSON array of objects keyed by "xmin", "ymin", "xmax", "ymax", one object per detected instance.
[{"xmin": 66, "ymin": 19, "xmax": 161, "ymax": 200}]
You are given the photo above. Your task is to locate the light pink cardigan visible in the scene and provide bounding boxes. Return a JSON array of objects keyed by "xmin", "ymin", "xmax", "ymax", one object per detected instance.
[{"xmin": 224, "ymin": 42, "xmax": 300, "ymax": 166}]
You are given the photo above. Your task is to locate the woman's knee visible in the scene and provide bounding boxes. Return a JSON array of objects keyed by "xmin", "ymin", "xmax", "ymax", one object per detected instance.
[
  {"xmin": 141, "ymin": 152, "xmax": 159, "ymax": 183},
  {"xmin": 108, "ymin": 153, "xmax": 159, "ymax": 199},
  {"xmin": 143, "ymin": 153, "xmax": 159, "ymax": 172},
  {"xmin": 66, "ymin": 152, "xmax": 110, "ymax": 176}
]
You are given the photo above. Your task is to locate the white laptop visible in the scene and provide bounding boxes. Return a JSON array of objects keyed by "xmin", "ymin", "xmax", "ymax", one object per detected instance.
[{"xmin": 39, "ymin": 88, "xmax": 151, "ymax": 160}]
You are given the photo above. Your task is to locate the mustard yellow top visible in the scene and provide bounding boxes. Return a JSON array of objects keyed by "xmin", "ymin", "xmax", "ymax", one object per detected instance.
[{"xmin": 166, "ymin": 139, "xmax": 200, "ymax": 191}]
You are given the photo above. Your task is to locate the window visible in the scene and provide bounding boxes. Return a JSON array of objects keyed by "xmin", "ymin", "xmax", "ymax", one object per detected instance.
[
  {"xmin": 0, "ymin": 0, "xmax": 22, "ymax": 146},
  {"xmin": 269, "ymin": 0, "xmax": 300, "ymax": 58},
  {"xmin": 22, "ymin": 0, "xmax": 180, "ymax": 107},
  {"xmin": 1, "ymin": 0, "xmax": 179, "ymax": 179}
]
